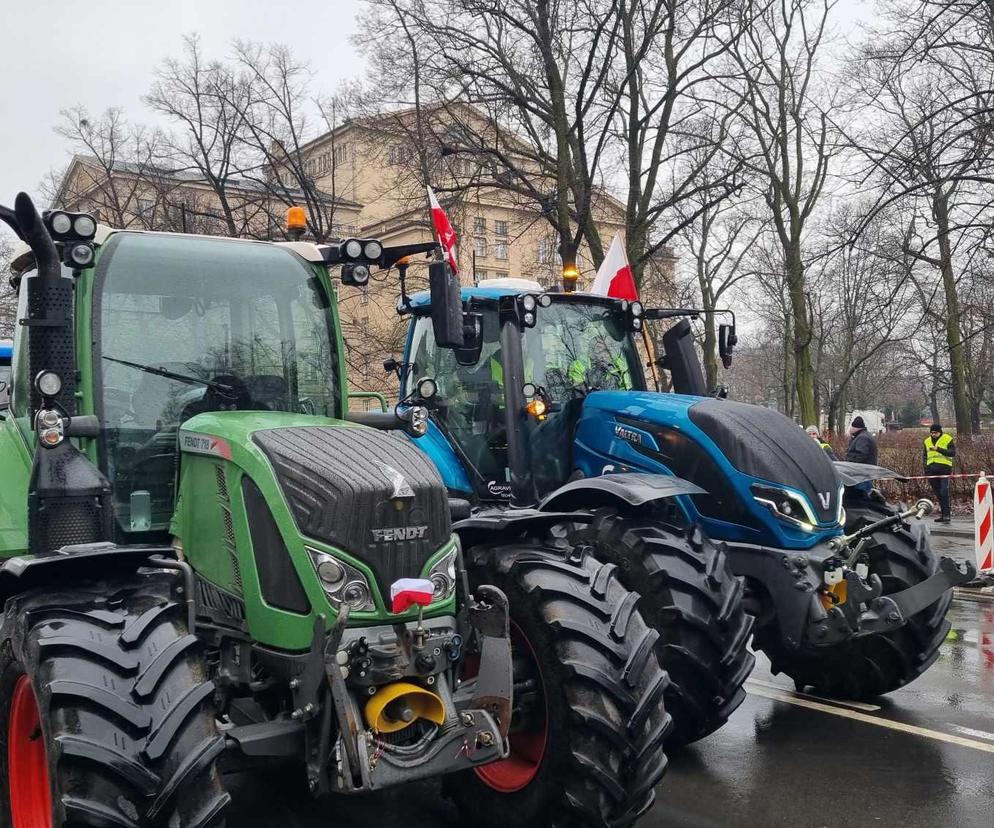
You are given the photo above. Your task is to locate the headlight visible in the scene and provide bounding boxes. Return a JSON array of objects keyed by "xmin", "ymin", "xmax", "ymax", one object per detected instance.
[
  {"xmin": 427, "ymin": 547, "xmax": 458, "ymax": 601},
  {"xmin": 521, "ymin": 294, "xmax": 537, "ymax": 312},
  {"xmin": 69, "ymin": 243, "xmax": 94, "ymax": 267},
  {"xmin": 307, "ymin": 547, "xmax": 376, "ymax": 611},
  {"xmin": 35, "ymin": 371, "xmax": 62, "ymax": 397},
  {"xmin": 344, "ymin": 239, "xmax": 363, "ymax": 259},
  {"xmin": 73, "ymin": 214, "xmax": 96, "ymax": 238},
  {"xmin": 631, "ymin": 301, "xmax": 644, "ymax": 318},
  {"xmin": 363, "ymin": 240, "xmax": 383, "ymax": 260},
  {"xmin": 751, "ymin": 484, "xmax": 818, "ymax": 531},
  {"xmin": 409, "ymin": 405, "xmax": 429, "ymax": 437},
  {"xmin": 49, "ymin": 211, "xmax": 72, "ymax": 235}
]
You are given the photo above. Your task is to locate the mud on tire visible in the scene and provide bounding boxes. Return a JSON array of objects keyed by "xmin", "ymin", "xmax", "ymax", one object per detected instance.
[
  {"xmin": 577, "ymin": 510, "xmax": 755, "ymax": 746},
  {"xmin": 755, "ymin": 493, "xmax": 952, "ymax": 700},
  {"xmin": 0, "ymin": 572, "xmax": 229, "ymax": 827},
  {"xmin": 447, "ymin": 545, "xmax": 671, "ymax": 828}
]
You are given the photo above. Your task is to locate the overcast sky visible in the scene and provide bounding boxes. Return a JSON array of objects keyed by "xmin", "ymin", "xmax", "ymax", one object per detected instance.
[
  {"xmin": 0, "ymin": 0, "xmax": 366, "ymax": 211},
  {"xmin": 1, "ymin": 0, "xmax": 872, "ymax": 244}
]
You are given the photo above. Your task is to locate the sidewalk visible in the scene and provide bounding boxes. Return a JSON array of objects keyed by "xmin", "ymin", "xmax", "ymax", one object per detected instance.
[{"xmin": 929, "ymin": 516, "xmax": 974, "ymax": 538}]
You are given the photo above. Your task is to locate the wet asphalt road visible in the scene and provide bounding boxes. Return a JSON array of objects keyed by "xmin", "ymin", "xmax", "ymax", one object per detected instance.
[{"xmin": 225, "ymin": 532, "xmax": 994, "ymax": 828}]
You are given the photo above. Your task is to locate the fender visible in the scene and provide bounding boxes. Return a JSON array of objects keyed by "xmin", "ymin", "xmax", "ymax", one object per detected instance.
[
  {"xmin": 453, "ymin": 508, "xmax": 592, "ymax": 550},
  {"xmin": 0, "ymin": 543, "xmax": 176, "ymax": 609},
  {"xmin": 833, "ymin": 461, "xmax": 907, "ymax": 487},
  {"xmin": 537, "ymin": 472, "xmax": 706, "ymax": 514}
]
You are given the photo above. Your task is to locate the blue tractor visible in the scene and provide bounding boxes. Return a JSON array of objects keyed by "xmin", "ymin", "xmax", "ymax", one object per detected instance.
[
  {"xmin": 391, "ymin": 277, "xmax": 974, "ymax": 741},
  {"xmin": 0, "ymin": 341, "xmax": 11, "ymax": 408}
]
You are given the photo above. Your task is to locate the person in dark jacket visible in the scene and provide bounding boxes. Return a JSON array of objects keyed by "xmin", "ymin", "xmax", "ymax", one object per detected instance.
[
  {"xmin": 922, "ymin": 422, "xmax": 955, "ymax": 523},
  {"xmin": 845, "ymin": 416, "xmax": 878, "ymax": 464}
]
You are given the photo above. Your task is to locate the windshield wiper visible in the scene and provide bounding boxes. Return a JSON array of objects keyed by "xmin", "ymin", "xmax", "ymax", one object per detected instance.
[{"xmin": 102, "ymin": 356, "xmax": 235, "ymax": 396}]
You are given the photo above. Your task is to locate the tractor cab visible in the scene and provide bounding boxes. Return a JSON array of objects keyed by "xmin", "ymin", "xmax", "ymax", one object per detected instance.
[
  {"xmin": 402, "ymin": 283, "xmax": 647, "ymax": 504},
  {"xmin": 7, "ymin": 231, "xmax": 343, "ymax": 538}
]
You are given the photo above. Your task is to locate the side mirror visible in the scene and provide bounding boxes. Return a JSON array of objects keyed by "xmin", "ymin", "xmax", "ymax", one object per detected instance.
[
  {"xmin": 429, "ymin": 260, "xmax": 464, "ymax": 348},
  {"xmin": 383, "ymin": 357, "xmax": 399, "ymax": 375},
  {"xmin": 454, "ymin": 313, "xmax": 483, "ymax": 366},
  {"xmin": 0, "ymin": 380, "xmax": 8, "ymax": 410},
  {"xmin": 719, "ymin": 323, "xmax": 737, "ymax": 369},
  {"xmin": 661, "ymin": 319, "xmax": 707, "ymax": 396}
]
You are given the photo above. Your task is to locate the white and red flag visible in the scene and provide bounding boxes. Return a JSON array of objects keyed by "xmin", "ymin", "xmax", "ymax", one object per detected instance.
[
  {"xmin": 591, "ymin": 233, "xmax": 638, "ymax": 301},
  {"xmin": 427, "ymin": 185, "xmax": 459, "ymax": 274},
  {"xmin": 390, "ymin": 578, "xmax": 435, "ymax": 614}
]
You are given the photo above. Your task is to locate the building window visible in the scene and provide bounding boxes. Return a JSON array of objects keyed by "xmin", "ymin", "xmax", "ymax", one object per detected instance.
[
  {"xmin": 473, "ymin": 216, "xmax": 486, "ymax": 234},
  {"xmin": 537, "ymin": 238, "xmax": 553, "ymax": 264},
  {"xmin": 334, "ymin": 143, "xmax": 348, "ymax": 165},
  {"xmin": 388, "ymin": 144, "xmax": 413, "ymax": 166},
  {"xmin": 494, "ymin": 241, "xmax": 508, "ymax": 260},
  {"xmin": 495, "ymin": 220, "xmax": 508, "ymax": 236},
  {"xmin": 475, "ymin": 269, "xmax": 488, "ymax": 281},
  {"xmin": 474, "ymin": 236, "xmax": 488, "ymax": 257},
  {"xmin": 137, "ymin": 198, "xmax": 154, "ymax": 219}
]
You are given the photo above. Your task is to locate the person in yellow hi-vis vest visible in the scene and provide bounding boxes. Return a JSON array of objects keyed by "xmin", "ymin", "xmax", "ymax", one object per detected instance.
[{"xmin": 923, "ymin": 422, "xmax": 956, "ymax": 523}]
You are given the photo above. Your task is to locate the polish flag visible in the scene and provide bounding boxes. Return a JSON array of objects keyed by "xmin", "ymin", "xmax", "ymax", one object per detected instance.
[
  {"xmin": 591, "ymin": 233, "xmax": 638, "ymax": 301},
  {"xmin": 391, "ymin": 578, "xmax": 436, "ymax": 614},
  {"xmin": 428, "ymin": 185, "xmax": 459, "ymax": 274}
]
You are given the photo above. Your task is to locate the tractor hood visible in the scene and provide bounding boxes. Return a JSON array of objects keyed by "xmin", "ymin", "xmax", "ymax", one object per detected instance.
[
  {"xmin": 574, "ymin": 392, "xmax": 843, "ymax": 547},
  {"xmin": 176, "ymin": 412, "xmax": 452, "ymax": 603}
]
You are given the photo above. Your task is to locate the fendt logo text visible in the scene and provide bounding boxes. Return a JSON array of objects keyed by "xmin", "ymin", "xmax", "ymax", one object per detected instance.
[{"xmin": 371, "ymin": 526, "xmax": 429, "ymax": 542}]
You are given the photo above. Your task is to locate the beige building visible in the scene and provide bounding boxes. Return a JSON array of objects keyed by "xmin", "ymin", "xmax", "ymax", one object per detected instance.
[{"xmin": 55, "ymin": 107, "xmax": 675, "ymax": 405}]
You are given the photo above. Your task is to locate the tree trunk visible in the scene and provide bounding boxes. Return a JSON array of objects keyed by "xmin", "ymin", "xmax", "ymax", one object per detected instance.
[
  {"xmin": 933, "ymin": 193, "xmax": 973, "ymax": 437},
  {"xmin": 785, "ymin": 238, "xmax": 817, "ymax": 425}
]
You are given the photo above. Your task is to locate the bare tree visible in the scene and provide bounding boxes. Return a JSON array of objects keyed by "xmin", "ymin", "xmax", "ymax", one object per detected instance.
[
  {"xmin": 145, "ymin": 35, "xmax": 260, "ymax": 237},
  {"xmin": 677, "ymin": 187, "xmax": 765, "ymax": 390},
  {"xmin": 0, "ymin": 233, "xmax": 16, "ymax": 340},
  {"xmin": 725, "ymin": 0, "xmax": 838, "ymax": 427},
  {"xmin": 51, "ymin": 107, "xmax": 170, "ymax": 228}
]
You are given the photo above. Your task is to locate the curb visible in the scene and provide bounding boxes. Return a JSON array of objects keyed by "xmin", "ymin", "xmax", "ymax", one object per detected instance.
[{"xmin": 954, "ymin": 587, "xmax": 994, "ymax": 603}]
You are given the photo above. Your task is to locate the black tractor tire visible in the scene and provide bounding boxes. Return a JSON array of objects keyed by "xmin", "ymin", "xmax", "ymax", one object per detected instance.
[
  {"xmin": 447, "ymin": 545, "xmax": 671, "ymax": 828},
  {"xmin": 754, "ymin": 493, "xmax": 952, "ymax": 700},
  {"xmin": 0, "ymin": 573, "xmax": 229, "ymax": 827},
  {"xmin": 577, "ymin": 510, "xmax": 755, "ymax": 746}
]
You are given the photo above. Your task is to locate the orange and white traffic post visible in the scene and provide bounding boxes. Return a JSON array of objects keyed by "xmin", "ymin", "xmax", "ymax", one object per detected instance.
[{"xmin": 976, "ymin": 472, "xmax": 993, "ymax": 573}]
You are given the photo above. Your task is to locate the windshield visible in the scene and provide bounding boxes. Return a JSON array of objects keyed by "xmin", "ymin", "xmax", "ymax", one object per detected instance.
[
  {"xmin": 95, "ymin": 232, "xmax": 339, "ymax": 533},
  {"xmin": 523, "ymin": 300, "xmax": 641, "ymax": 400}
]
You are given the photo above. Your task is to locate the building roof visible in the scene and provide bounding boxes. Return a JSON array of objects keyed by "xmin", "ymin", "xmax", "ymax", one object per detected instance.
[{"xmin": 56, "ymin": 155, "xmax": 362, "ymax": 210}]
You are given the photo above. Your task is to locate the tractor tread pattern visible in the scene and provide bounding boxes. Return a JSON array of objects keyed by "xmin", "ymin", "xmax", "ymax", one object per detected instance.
[
  {"xmin": 755, "ymin": 497, "xmax": 953, "ymax": 699},
  {"xmin": 452, "ymin": 545, "xmax": 672, "ymax": 828},
  {"xmin": 1, "ymin": 575, "xmax": 228, "ymax": 827},
  {"xmin": 577, "ymin": 511, "xmax": 755, "ymax": 745}
]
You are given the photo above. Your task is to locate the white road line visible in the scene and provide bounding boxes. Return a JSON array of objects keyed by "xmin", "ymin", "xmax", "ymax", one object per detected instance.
[
  {"xmin": 747, "ymin": 684, "xmax": 994, "ymax": 755},
  {"xmin": 745, "ymin": 679, "xmax": 881, "ymax": 712},
  {"xmin": 951, "ymin": 724, "xmax": 994, "ymax": 743}
]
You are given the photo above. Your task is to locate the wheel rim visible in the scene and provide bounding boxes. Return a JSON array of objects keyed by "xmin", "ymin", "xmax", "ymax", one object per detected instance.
[
  {"xmin": 8, "ymin": 675, "xmax": 52, "ymax": 828},
  {"xmin": 473, "ymin": 621, "xmax": 549, "ymax": 793}
]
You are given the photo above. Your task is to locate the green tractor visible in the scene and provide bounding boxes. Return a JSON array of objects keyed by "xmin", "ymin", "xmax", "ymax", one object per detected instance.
[{"xmin": 0, "ymin": 193, "xmax": 670, "ymax": 828}]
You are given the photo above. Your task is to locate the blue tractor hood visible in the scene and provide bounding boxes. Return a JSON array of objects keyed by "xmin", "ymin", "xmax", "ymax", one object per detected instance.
[{"xmin": 572, "ymin": 391, "xmax": 844, "ymax": 548}]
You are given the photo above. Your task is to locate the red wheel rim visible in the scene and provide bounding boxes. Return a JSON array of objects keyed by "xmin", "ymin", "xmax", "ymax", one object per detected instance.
[
  {"xmin": 8, "ymin": 676, "xmax": 52, "ymax": 828},
  {"xmin": 472, "ymin": 622, "xmax": 548, "ymax": 793}
]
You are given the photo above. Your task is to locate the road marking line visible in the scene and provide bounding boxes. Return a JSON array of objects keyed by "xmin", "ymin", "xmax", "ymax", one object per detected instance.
[
  {"xmin": 951, "ymin": 724, "xmax": 994, "ymax": 742},
  {"xmin": 747, "ymin": 685, "xmax": 994, "ymax": 755},
  {"xmin": 745, "ymin": 679, "xmax": 881, "ymax": 712}
]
